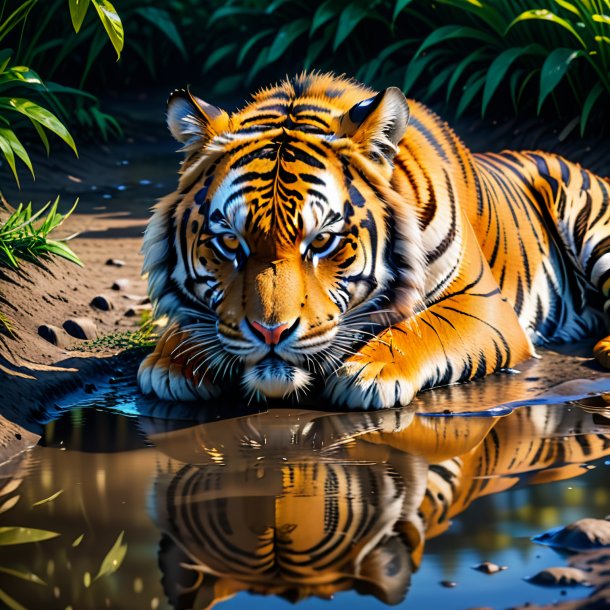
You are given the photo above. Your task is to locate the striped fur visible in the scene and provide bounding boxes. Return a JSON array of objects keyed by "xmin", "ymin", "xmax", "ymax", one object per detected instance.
[
  {"xmin": 152, "ymin": 405, "xmax": 610, "ymax": 608},
  {"xmin": 138, "ymin": 72, "xmax": 610, "ymax": 409}
]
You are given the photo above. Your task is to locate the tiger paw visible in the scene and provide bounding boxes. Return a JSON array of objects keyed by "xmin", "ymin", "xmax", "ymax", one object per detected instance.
[
  {"xmin": 593, "ymin": 336, "xmax": 610, "ymax": 369},
  {"xmin": 324, "ymin": 359, "xmax": 417, "ymax": 410},
  {"xmin": 138, "ymin": 349, "xmax": 219, "ymax": 401}
]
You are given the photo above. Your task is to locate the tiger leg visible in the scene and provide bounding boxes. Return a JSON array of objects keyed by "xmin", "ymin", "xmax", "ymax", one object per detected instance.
[
  {"xmin": 324, "ymin": 258, "xmax": 534, "ymax": 410},
  {"xmin": 593, "ymin": 265, "xmax": 610, "ymax": 368},
  {"xmin": 138, "ymin": 324, "xmax": 220, "ymax": 401}
]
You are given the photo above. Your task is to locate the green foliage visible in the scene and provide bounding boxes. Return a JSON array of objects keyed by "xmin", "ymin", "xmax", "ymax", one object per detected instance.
[
  {"xmin": 201, "ymin": 0, "xmax": 610, "ymax": 134},
  {"xmin": 70, "ymin": 318, "xmax": 157, "ymax": 353},
  {"xmin": 0, "ymin": 197, "xmax": 82, "ymax": 269}
]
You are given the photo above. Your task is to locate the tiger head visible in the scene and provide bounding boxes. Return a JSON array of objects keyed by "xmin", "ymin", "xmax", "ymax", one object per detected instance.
[{"xmin": 143, "ymin": 73, "xmax": 424, "ymax": 400}]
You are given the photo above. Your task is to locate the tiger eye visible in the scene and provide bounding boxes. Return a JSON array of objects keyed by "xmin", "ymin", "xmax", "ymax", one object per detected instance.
[
  {"xmin": 219, "ymin": 233, "xmax": 239, "ymax": 251},
  {"xmin": 312, "ymin": 233, "xmax": 331, "ymax": 247}
]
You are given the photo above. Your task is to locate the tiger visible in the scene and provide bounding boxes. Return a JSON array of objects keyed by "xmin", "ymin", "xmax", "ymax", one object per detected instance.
[
  {"xmin": 150, "ymin": 404, "xmax": 610, "ymax": 608},
  {"xmin": 138, "ymin": 71, "xmax": 610, "ymax": 410}
]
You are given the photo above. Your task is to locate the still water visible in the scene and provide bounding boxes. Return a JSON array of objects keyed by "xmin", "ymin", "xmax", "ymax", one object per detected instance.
[{"xmin": 2, "ymin": 364, "xmax": 610, "ymax": 610}]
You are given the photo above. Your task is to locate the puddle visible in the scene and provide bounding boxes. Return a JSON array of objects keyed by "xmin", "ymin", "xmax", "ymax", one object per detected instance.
[{"xmin": 2, "ymin": 388, "xmax": 610, "ymax": 610}]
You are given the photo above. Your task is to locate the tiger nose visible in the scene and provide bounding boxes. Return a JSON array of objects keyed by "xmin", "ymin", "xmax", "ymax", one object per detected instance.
[{"xmin": 247, "ymin": 318, "xmax": 300, "ymax": 345}]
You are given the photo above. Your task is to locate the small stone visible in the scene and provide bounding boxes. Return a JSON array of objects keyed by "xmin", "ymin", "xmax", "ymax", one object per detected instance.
[
  {"xmin": 440, "ymin": 580, "xmax": 457, "ymax": 588},
  {"xmin": 111, "ymin": 278, "xmax": 130, "ymax": 291},
  {"xmin": 38, "ymin": 324, "xmax": 71, "ymax": 347},
  {"xmin": 533, "ymin": 518, "xmax": 610, "ymax": 551},
  {"xmin": 527, "ymin": 567, "xmax": 590, "ymax": 586},
  {"xmin": 90, "ymin": 295, "xmax": 114, "ymax": 311},
  {"xmin": 63, "ymin": 318, "xmax": 97, "ymax": 340},
  {"xmin": 105, "ymin": 258, "xmax": 125, "ymax": 267},
  {"xmin": 473, "ymin": 561, "xmax": 507, "ymax": 574},
  {"xmin": 124, "ymin": 303, "xmax": 152, "ymax": 317}
]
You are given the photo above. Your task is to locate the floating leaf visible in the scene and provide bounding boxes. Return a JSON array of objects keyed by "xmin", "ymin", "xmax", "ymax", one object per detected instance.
[
  {"xmin": 91, "ymin": 0, "xmax": 124, "ymax": 59},
  {"xmin": 32, "ymin": 489, "xmax": 64, "ymax": 507},
  {"xmin": 69, "ymin": 0, "xmax": 91, "ymax": 33},
  {"xmin": 0, "ymin": 495, "xmax": 19, "ymax": 515},
  {"xmin": 72, "ymin": 533, "xmax": 84, "ymax": 548},
  {"xmin": 0, "ymin": 566, "xmax": 46, "ymax": 585},
  {"xmin": 93, "ymin": 531, "xmax": 127, "ymax": 581},
  {"xmin": 0, "ymin": 527, "xmax": 59, "ymax": 545}
]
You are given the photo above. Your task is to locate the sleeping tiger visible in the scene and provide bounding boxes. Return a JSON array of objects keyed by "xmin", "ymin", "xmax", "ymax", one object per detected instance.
[{"xmin": 138, "ymin": 72, "xmax": 610, "ymax": 409}]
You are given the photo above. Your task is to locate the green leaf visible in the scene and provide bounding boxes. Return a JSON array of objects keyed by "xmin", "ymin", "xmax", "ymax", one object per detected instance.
[
  {"xmin": 393, "ymin": 0, "xmax": 413, "ymax": 22},
  {"xmin": 0, "ymin": 527, "xmax": 60, "ymax": 545},
  {"xmin": 506, "ymin": 10, "xmax": 586, "ymax": 49},
  {"xmin": 0, "ymin": 0, "xmax": 36, "ymax": 44},
  {"xmin": 554, "ymin": 0, "xmax": 581, "ymax": 17},
  {"xmin": 91, "ymin": 0, "xmax": 124, "ymax": 60},
  {"xmin": 0, "ymin": 49, "xmax": 12, "ymax": 73},
  {"xmin": 580, "ymin": 82, "xmax": 604, "ymax": 135},
  {"xmin": 538, "ymin": 48, "xmax": 584, "ymax": 113},
  {"xmin": 482, "ymin": 46, "xmax": 538, "ymax": 116},
  {"xmin": 238, "ymin": 30, "xmax": 273, "ymax": 66},
  {"xmin": 0, "ymin": 128, "xmax": 33, "ymax": 180},
  {"xmin": 415, "ymin": 25, "xmax": 498, "ymax": 59},
  {"xmin": 32, "ymin": 489, "xmax": 64, "ymax": 507},
  {"xmin": 43, "ymin": 241, "xmax": 83, "ymax": 267},
  {"xmin": 28, "ymin": 119, "xmax": 49, "ymax": 155},
  {"xmin": 446, "ymin": 47, "xmax": 487, "ymax": 102},
  {"xmin": 456, "ymin": 73, "xmax": 485, "ymax": 118},
  {"xmin": 334, "ymin": 3, "xmax": 368, "ymax": 51},
  {"xmin": 593, "ymin": 13, "xmax": 610, "ymax": 26},
  {"xmin": 0, "ymin": 566, "xmax": 46, "ymax": 585},
  {"xmin": 93, "ymin": 531, "xmax": 127, "ymax": 581},
  {"xmin": 69, "ymin": 0, "xmax": 91, "ymax": 33},
  {"xmin": 0, "ymin": 588, "xmax": 27, "ymax": 610},
  {"xmin": 136, "ymin": 7, "xmax": 186, "ymax": 57},
  {"xmin": 403, "ymin": 49, "xmax": 449, "ymax": 93},
  {"xmin": 0, "ymin": 98, "xmax": 77, "ymax": 155},
  {"xmin": 208, "ymin": 6, "xmax": 260, "ymax": 26},
  {"xmin": 311, "ymin": 0, "xmax": 337, "ymax": 35},
  {"xmin": 0, "ymin": 133, "xmax": 18, "ymax": 186},
  {"xmin": 267, "ymin": 19, "xmax": 309, "ymax": 63}
]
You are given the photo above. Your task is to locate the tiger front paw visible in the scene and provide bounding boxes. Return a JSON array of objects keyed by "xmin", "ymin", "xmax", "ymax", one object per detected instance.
[
  {"xmin": 324, "ymin": 359, "xmax": 417, "ymax": 410},
  {"xmin": 138, "ymin": 348, "xmax": 219, "ymax": 402}
]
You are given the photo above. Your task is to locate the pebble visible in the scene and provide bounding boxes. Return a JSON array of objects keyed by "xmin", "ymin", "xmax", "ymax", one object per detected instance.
[
  {"xmin": 533, "ymin": 518, "xmax": 610, "ymax": 551},
  {"xmin": 124, "ymin": 304, "xmax": 152, "ymax": 317},
  {"xmin": 111, "ymin": 278, "xmax": 130, "ymax": 291},
  {"xmin": 472, "ymin": 561, "xmax": 507, "ymax": 574},
  {"xmin": 526, "ymin": 566, "xmax": 590, "ymax": 586},
  {"xmin": 62, "ymin": 318, "xmax": 97, "ymax": 340},
  {"xmin": 440, "ymin": 580, "xmax": 457, "ymax": 588},
  {"xmin": 122, "ymin": 294, "xmax": 150, "ymax": 303},
  {"xmin": 105, "ymin": 259, "xmax": 125, "ymax": 267},
  {"xmin": 38, "ymin": 324, "xmax": 71, "ymax": 347},
  {"xmin": 90, "ymin": 295, "xmax": 114, "ymax": 311}
]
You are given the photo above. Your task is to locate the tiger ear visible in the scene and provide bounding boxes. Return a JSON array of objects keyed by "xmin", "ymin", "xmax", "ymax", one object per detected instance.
[
  {"xmin": 339, "ymin": 87, "xmax": 409, "ymax": 163},
  {"xmin": 166, "ymin": 88, "xmax": 230, "ymax": 149}
]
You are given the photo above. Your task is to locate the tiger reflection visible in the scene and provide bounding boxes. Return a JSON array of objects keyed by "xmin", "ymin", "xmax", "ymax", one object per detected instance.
[{"xmin": 147, "ymin": 404, "xmax": 610, "ymax": 609}]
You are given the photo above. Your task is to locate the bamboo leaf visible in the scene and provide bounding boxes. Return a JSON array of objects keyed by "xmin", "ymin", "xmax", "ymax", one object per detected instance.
[
  {"xmin": 446, "ymin": 47, "xmax": 487, "ymax": 102},
  {"xmin": 203, "ymin": 43, "xmax": 237, "ymax": 73},
  {"xmin": 28, "ymin": 119, "xmax": 50, "ymax": 155},
  {"xmin": 93, "ymin": 531, "xmax": 127, "ymax": 581},
  {"xmin": 238, "ymin": 30, "xmax": 273, "ymax": 66},
  {"xmin": 91, "ymin": 0, "xmax": 124, "ymax": 59},
  {"xmin": 32, "ymin": 489, "xmax": 64, "ymax": 507},
  {"xmin": 457, "ymin": 73, "xmax": 485, "ymax": 118},
  {"xmin": 0, "ymin": 0, "xmax": 36, "ymax": 44},
  {"xmin": 0, "ymin": 527, "xmax": 59, "ymax": 545},
  {"xmin": 69, "ymin": 0, "xmax": 91, "ymax": 33},
  {"xmin": 136, "ymin": 7, "xmax": 186, "ymax": 57},
  {"xmin": 538, "ymin": 48, "xmax": 584, "ymax": 113}
]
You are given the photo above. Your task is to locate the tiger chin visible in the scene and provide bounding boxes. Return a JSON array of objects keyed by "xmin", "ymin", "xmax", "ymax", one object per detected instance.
[{"xmin": 138, "ymin": 71, "xmax": 610, "ymax": 410}]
